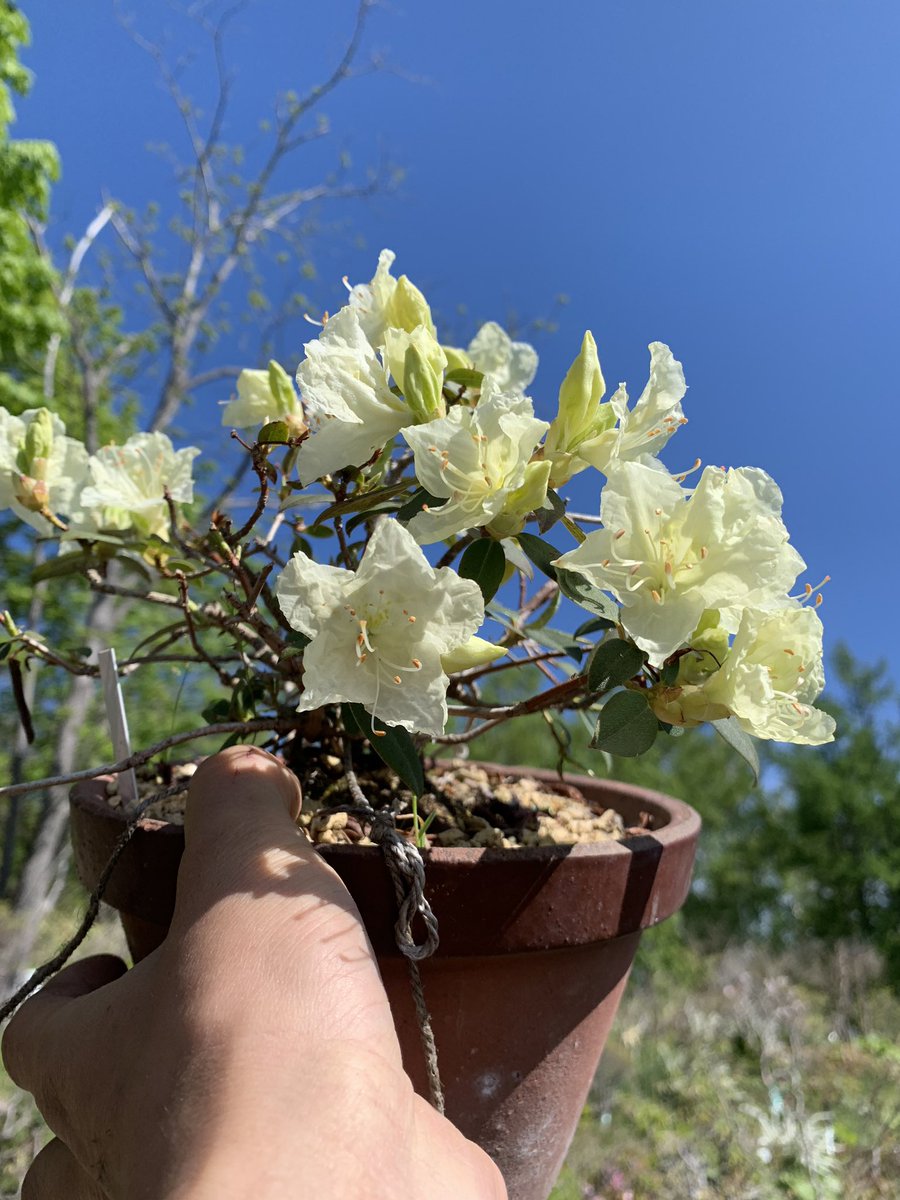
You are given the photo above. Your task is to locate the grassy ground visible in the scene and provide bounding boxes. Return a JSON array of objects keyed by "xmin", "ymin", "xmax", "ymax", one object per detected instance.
[{"xmin": 549, "ymin": 928, "xmax": 900, "ymax": 1200}]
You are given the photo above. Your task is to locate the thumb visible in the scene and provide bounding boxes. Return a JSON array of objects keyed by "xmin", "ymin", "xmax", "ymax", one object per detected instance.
[
  {"xmin": 170, "ymin": 747, "xmax": 401, "ymax": 1059},
  {"xmin": 185, "ymin": 744, "xmax": 302, "ymax": 844},
  {"xmin": 173, "ymin": 744, "xmax": 351, "ymax": 927}
]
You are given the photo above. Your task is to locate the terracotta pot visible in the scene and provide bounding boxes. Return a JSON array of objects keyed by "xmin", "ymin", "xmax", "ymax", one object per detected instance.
[{"xmin": 70, "ymin": 765, "xmax": 699, "ymax": 1200}]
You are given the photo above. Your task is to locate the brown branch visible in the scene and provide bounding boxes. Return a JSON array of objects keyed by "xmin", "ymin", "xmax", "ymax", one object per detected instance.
[
  {"xmin": 177, "ymin": 573, "xmax": 236, "ymax": 689},
  {"xmin": 0, "ymin": 718, "xmax": 299, "ymax": 801}
]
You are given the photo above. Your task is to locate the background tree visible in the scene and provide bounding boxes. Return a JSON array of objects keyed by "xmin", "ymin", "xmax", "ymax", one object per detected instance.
[{"xmin": 0, "ymin": 0, "xmax": 393, "ymax": 989}]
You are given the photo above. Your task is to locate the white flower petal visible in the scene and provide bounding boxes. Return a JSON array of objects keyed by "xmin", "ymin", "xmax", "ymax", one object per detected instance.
[
  {"xmin": 295, "ymin": 307, "xmax": 407, "ymax": 481},
  {"xmin": 467, "ymin": 321, "xmax": 538, "ymax": 394},
  {"xmin": 275, "ymin": 518, "xmax": 484, "ymax": 735},
  {"xmin": 555, "ymin": 460, "xmax": 805, "ymax": 665}
]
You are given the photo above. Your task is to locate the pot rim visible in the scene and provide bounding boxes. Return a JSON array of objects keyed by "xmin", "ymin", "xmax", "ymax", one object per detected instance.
[
  {"xmin": 70, "ymin": 760, "xmax": 701, "ymax": 953},
  {"xmin": 70, "ymin": 760, "xmax": 700, "ymax": 862}
]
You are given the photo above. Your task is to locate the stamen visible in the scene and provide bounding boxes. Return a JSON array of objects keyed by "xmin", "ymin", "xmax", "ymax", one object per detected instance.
[
  {"xmin": 393, "ymin": 674, "xmax": 402, "ymax": 685},
  {"xmin": 614, "ymin": 529, "xmax": 626, "ymax": 540},
  {"xmin": 651, "ymin": 589, "xmax": 662, "ymax": 604},
  {"xmin": 342, "ymin": 274, "xmax": 352, "ymax": 292},
  {"xmin": 700, "ymin": 546, "xmax": 709, "ymax": 560},
  {"xmin": 411, "ymin": 658, "xmax": 421, "ymax": 669}
]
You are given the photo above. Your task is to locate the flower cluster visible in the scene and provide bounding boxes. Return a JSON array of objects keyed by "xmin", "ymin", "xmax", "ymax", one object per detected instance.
[{"xmin": 0, "ymin": 248, "xmax": 833, "ymax": 795}]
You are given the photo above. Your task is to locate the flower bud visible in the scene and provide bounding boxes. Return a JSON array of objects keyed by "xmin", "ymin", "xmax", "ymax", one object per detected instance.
[
  {"xmin": 648, "ymin": 683, "xmax": 730, "ymax": 728},
  {"xmin": 441, "ymin": 635, "xmax": 506, "ymax": 675},
  {"xmin": 677, "ymin": 610, "xmax": 730, "ymax": 685},
  {"xmin": 487, "ymin": 460, "xmax": 552, "ymax": 539},
  {"xmin": 385, "ymin": 326, "xmax": 447, "ymax": 424},
  {"xmin": 268, "ymin": 360, "xmax": 297, "ymax": 415},
  {"xmin": 12, "ymin": 474, "xmax": 50, "ymax": 514},
  {"xmin": 386, "ymin": 275, "xmax": 435, "ymax": 336},
  {"xmin": 442, "ymin": 345, "xmax": 473, "ymax": 374},
  {"xmin": 544, "ymin": 331, "xmax": 616, "ymax": 486},
  {"xmin": 16, "ymin": 408, "xmax": 54, "ymax": 480}
]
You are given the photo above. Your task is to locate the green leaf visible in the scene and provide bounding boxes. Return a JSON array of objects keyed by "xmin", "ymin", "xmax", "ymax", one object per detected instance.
[
  {"xmin": 525, "ymin": 625, "xmax": 587, "ymax": 658},
  {"xmin": 516, "ymin": 531, "xmax": 562, "ymax": 580},
  {"xmin": 32, "ymin": 550, "xmax": 94, "ymax": 583},
  {"xmin": 257, "ymin": 420, "xmax": 290, "ymax": 445},
  {"xmin": 527, "ymin": 586, "xmax": 561, "ymax": 630},
  {"xmin": 587, "ymin": 639, "xmax": 647, "ymax": 693},
  {"xmin": 659, "ymin": 660, "xmax": 680, "ymax": 686},
  {"xmin": 311, "ymin": 481, "xmax": 411, "ymax": 528},
  {"xmin": 590, "ymin": 690, "xmax": 658, "ymax": 757},
  {"xmin": 535, "ymin": 488, "xmax": 567, "ymax": 534},
  {"xmin": 343, "ymin": 702, "xmax": 425, "ymax": 797},
  {"xmin": 556, "ymin": 568, "xmax": 619, "ymax": 622},
  {"xmin": 444, "ymin": 367, "xmax": 484, "ymax": 390},
  {"xmin": 345, "ymin": 502, "xmax": 404, "ymax": 535},
  {"xmin": 574, "ymin": 615, "xmax": 616, "ymax": 638},
  {"xmin": 458, "ymin": 538, "xmax": 506, "ymax": 603},
  {"xmin": 201, "ymin": 698, "xmax": 233, "ymax": 724},
  {"xmin": 712, "ymin": 717, "xmax": 760, "ymax": 785},
  {"xmin": 396, "ymin": 487, "xmax": 447, "ymax": 523}
]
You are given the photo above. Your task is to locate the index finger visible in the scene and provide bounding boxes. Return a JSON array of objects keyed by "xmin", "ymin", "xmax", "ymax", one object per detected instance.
[{"xmin": 2, "ymin": 955, "xmax": 126, "ymax": 1106}]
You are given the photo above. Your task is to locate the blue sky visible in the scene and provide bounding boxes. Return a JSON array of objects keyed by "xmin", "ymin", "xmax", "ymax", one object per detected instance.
[{"xmin": 17, "ymin": 0, "xmax": 900, "ymax": 683}]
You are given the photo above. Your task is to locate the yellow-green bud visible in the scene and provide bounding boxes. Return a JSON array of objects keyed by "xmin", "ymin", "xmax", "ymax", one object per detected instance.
[
  {"xmin": 442, "ymin": 345, "xmax": 473, "ymax": 374},
  {"xmin": 558, "ymin": 332, "xmax": 605, "ymax": 429},
  {"xmin": 544, "ymin": 332, "xmax": 616, "ymax": 486},
  {"xmin": 648, "ymin": 683, "xmax": 730, "ymax": 728},
  {"xmin": 678, "ymin": 610, "xmax": 730, "ymax": 686},
  {"xmin": 487, "ymin": 459, "xmax": 552, "ymax": 539},
  {"xmin": 441, "ymin": 635, "xmax": 506, "ymax": 675},
  {"xmin": 386, "ymin": 275, "xmax": 434, "ymax": 336},
  {"xmin": 16, "ymin": 409, "xmax": 54, "ymax": 480},
  {"xmin": 268, "ymin": 360, "xmax": 296, "ymax": 414},
  {"xmin": 384, "ymin": 326, "xmax": 447, "ymax": 423}
]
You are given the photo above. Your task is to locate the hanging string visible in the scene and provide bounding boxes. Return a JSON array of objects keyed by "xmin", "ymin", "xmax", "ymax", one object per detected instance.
[
  {"xmin": 0, "ymin": 783, "xmax": 185, "ymax": 1024},
  {"xmin": 342, "ymin": 743, "xmax": 445, "ymax": 1114}
]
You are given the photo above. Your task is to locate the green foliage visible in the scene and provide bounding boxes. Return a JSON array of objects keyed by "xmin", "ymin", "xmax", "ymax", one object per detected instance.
[
  {"xmin": 0, "ymin": 1, "xmax": 61, "ymax": 411},
  {"xmin": 551, "ymin": 941, "xmax": 900, "ymax": 1200},
  {"xmin": 458, "ymin": 537, "xmax": 505, "ymax": 603}
]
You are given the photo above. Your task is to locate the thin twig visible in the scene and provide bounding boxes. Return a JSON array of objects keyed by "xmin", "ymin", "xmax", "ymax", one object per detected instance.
[
  {"xmin": 176, "ymin": 573, "xmax": 236, "ymax": 688},
  {"xmin": 0, "ymin": 719, "xmax": 298, "ymax": 801}
]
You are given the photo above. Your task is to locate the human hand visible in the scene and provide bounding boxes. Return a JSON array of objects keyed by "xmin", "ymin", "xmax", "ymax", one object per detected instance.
[{"xmin": 3, "ymin": 746, "xmax": 507, "ymax": 1200}]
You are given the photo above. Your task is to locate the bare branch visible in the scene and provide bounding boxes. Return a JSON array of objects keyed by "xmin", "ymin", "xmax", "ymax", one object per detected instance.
[
  {"xmin": 186, "ymin": 364, "xmax": 243, "ymax": 391},
  {"xmin": 0, "ymin": 718, "xmax": 299, "ymax": 801},
  {"xmin": 107, "ymin": 204, "xmax": 176, "ymax": 324}
]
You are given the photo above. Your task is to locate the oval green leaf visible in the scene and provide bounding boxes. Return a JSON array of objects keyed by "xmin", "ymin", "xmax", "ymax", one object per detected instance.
[
  {"xmin": 458, "ymin": 538, "xmax": 506, "ymax": 603},
  {"xmin": 590, "ymin": 689, "xmax": 658, "ymax": 757},
  {"xmin": 712, "ymin": 717, "xmax": 760, "ymax": 785},
  {"xmin": 343, "ymin": 702, "xmax": 425, "ymax": 797},
  {"xmin": 587, "ymin": 639, "xmax": 647, "ymax": 693}
]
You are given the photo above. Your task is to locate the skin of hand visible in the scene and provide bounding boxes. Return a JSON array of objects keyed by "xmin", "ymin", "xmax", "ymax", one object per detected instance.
[{"xmin": 2, "ymin": 746, "xmax": 507, "ymax": 1200}]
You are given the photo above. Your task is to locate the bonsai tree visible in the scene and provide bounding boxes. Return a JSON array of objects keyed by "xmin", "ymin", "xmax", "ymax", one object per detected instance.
[{"xmin": 0, "ymin": 247, "xmax": 834, "ymax": 825}]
